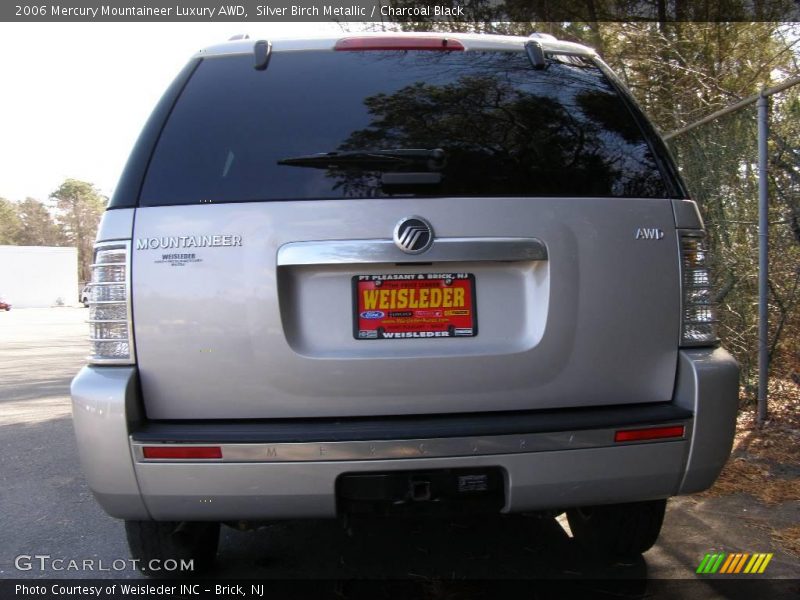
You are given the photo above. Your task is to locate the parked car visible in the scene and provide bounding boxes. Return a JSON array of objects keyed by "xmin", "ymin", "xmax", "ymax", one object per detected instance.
[
  {"xmin": 0, "ymin": 296, "xmax": 10, "ymax": 311},
  {"xmin": 71, "ymin": 32, "xmax": 739, "ymax": 574},
  {"xmin": 80, "ymin": 285, "xmax": 91, "ymax": 307}
]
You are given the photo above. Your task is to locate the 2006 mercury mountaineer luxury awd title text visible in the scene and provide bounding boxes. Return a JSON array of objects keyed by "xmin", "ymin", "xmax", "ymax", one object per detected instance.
[{"xmin": 71, "ymin": 32, "xmax": 739, "ymax": 573}]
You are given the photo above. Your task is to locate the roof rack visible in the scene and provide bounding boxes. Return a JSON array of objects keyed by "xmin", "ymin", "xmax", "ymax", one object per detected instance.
[
  {"xmin": 525, "ymin": 40, "xmax": 546, "ymax": 69},
  {"xmin": 253, "ymin": 40, "xmax": 272, "ymax": 71}
]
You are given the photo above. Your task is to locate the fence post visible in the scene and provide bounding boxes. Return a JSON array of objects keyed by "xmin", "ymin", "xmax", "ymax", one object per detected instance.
[{"xmin": 757, "ymin": 92, "xmax": 769, "ymax": 426}]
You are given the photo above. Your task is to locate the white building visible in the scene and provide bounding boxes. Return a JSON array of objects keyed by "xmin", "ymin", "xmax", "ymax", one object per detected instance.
[{"xmin": 0, "ymin": 245, "xmax": 79, "ymax": 308}]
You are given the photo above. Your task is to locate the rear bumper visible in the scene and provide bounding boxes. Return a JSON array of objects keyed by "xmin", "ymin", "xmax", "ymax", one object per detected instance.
[{"xmin": 70, "ymin": 348, "xmax": 738, "ymax": 521}]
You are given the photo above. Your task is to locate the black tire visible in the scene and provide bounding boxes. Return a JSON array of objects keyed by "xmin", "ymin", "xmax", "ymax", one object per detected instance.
[
  {"xmin": 125, "ymin": 520, "xmax": 220, "ymax": 576},
  {"xmin": 566, "ymin": 499, "xmax": 666, "ymax": 558}
]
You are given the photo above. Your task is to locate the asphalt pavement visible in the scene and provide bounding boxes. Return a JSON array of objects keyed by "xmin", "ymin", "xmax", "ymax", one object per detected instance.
[{"xmin": 0, "ymin": 308, "xmax": 797, "ymax": 597}]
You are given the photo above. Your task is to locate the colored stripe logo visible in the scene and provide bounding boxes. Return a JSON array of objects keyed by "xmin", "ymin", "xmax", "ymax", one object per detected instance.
[{"xmin": 696, "ymin": 552, "xmax": 773, "ymax": 574}]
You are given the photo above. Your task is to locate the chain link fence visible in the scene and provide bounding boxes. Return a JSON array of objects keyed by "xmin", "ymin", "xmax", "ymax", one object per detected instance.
[{"xmin": 666, "ymin": 82, "xmax": 800, "ymax": 417}]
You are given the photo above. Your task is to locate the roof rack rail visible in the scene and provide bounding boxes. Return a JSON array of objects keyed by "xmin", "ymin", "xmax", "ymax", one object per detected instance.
[
  {"xmin": 528, "ymin": 32, "xmax": 557, "ymax": 41},
  {"xmin": 229, "ymin": 33, "xmax": 249, "ymax": 41}
]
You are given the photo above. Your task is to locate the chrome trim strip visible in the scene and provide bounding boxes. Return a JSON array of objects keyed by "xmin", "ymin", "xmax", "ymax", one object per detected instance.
[
  {"xmin": 87, "ymin": 319, "xmax": 127, "ymax": 324},
  {"xmin": 277, "ymin": 237, "xmax": 547, "ymax": 266},
  {"xmin": 131, "ymin": 421, "xmax": 689, "ymax": 463},
  {"xmin": 91, "ymin": 262, "xmax": 126, "ymax": 268}
]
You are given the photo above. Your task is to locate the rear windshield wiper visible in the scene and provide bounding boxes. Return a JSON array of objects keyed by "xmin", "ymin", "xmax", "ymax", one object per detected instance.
[{"xmin": 277, "ymin": 148, "xmax": 445, "ymax": 170}]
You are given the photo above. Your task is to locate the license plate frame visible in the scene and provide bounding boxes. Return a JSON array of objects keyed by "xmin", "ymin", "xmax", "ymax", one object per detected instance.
[{"xmin": 352, "ymin": 273, "xmax": 477, "ymax": 340}]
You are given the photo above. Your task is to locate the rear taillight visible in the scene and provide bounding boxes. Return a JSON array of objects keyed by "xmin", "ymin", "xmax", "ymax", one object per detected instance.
[
  {"xmin": 614, "ymin": 425, "xmax": 685, "ymax": 443},
  {"xmin": 87, "ymin": 241, "xmax": 134, "ymax": 364},
  {"xmin": 680, "ymin": 231, "xmax": 718, "ymax": 346}
]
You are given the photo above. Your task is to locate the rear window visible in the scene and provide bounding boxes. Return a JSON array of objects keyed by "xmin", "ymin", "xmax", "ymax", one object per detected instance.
[{"xmin": 140, "ymin": 50, "xmax": 670, "ymax": 205}]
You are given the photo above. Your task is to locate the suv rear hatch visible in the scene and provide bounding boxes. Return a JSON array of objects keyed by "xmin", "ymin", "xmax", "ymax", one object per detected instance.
[{"xmin": 130, "ymin": 38, "xmax": 683, "ymax": 419}]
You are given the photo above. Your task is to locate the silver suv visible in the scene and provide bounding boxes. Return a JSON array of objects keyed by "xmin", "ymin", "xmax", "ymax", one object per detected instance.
[{"xmin": 71, "ymin": 32, "xmax": 739, "ymax": 573}]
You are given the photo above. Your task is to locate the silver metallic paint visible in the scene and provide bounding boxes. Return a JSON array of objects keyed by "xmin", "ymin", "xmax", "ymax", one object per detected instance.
[
  {"xmin": 134, "ymin": 443, "xmax": 688, "ymax": 520},
  {"xmin": 96, "ymin": 208, "xmax": 135, "ymax": 241},
  {"xmin": 132, "ymin": 197, "xmax": 681, "ymax": 419},
  {"xmin": 72, "ymin": 349, "xmax": 735, "ymax": 520},
  {"xmin": 70, "ymin": 366, "xmax": 149, "ymax": 520},
  {"xmin": 675, "ymin": 347, "xmax": 740, "ymax": 493}
]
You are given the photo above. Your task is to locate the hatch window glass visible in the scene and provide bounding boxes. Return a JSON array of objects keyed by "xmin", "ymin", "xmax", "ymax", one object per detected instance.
[{"xmin": 140, "ymin": 50, "xmax": 670, "ymax": 205}]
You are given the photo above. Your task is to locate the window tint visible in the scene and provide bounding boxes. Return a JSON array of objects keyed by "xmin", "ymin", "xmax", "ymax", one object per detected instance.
[{"xmin": 140, "ymin": 50, "xmax": 670, "ymax": 205}]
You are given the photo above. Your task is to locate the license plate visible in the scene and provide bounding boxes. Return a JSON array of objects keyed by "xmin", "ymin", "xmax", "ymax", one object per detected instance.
[{"xmin": 353, "ymin": 273, "xmax": 477, "ymax": 340}]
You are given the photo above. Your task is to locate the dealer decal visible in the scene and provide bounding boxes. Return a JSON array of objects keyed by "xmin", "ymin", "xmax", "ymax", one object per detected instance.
[
  {"xmin": 353, "ymin": 273, "xmax": 477, "ymax": 340},
  {"xmin": 154, "ymin": 252, "xmax": 203, "ymax": 267}
]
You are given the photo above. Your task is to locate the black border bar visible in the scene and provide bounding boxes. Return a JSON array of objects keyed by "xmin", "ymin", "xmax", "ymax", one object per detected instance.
[{"xmin": 4, "ymin": 1, "xmax": 800, "ymax": 23}]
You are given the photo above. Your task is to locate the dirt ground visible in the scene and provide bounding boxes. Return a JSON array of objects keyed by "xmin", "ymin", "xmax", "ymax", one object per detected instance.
[{"xmin": 697, "ymin": 379, "xmax": 800, "ymax": 559}]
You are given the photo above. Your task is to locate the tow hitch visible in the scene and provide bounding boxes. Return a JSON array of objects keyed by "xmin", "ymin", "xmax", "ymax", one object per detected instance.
[{"xmin": 336, "ymin": 468, "xmax": 505, "ymax": 516}]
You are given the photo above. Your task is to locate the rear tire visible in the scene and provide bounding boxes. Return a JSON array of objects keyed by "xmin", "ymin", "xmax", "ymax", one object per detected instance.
[
  {"xmin": 125, "ymin": 520, "xmax": 220, "ymax": 576},
  {"xmin": 566, "ymin": 499, "xmax": 666, "ymax": 558}
]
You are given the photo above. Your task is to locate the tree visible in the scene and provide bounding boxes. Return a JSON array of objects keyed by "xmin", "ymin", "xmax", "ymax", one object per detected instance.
[
  {"xmin": 329, "ymin": 60, "xmax": 662, "ymax": 198},
  {"xmin": 15, "ymin": 198, "xmax": 68, "ymax": 246},
  {"xmin": 0, "ymin": 197, "xmax": 23, "ymax": 245},
  {"xmin": 50, "ymin": 179, "xmax": 106, "ymax": 283}
]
